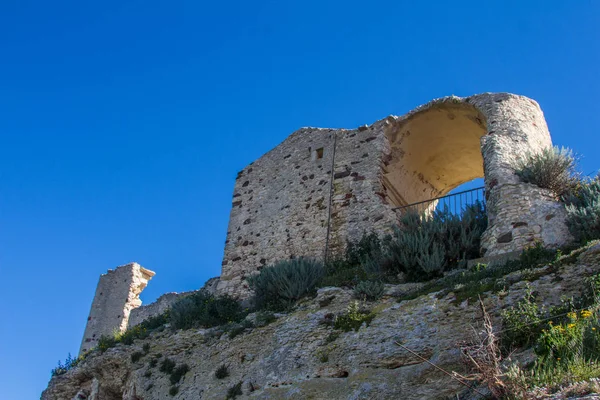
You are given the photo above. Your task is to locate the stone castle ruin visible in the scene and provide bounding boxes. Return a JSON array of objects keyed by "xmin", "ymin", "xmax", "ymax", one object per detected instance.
[{"xmin": 79, "ymin": 92, "xmax": 571, "ymax": 354}]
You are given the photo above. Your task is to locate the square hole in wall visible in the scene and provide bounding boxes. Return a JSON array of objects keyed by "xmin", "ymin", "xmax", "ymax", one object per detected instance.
[{"xmin": 310, "ymin": 147, "xmax": 324, "ymax": 161}]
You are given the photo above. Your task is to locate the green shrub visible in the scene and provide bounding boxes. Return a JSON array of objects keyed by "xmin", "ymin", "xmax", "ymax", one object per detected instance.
[
  {"xmin": 514, "ymin": 146, "xmax": 579, "ymax": 197},
  {"xmin": 93, "ymin": 314, "xmax": 166, "ymax": 354},
  {"xmin": 320, "ymin": 259, "xmax": 368, "ymax": 288},
  {"xmin": 226, "ymin": 319, "xmax": 253, "ymax": 339},
  {"xmin": 226, "ymin": 381, "xmax": 243, "ymax": 399},
  {"xmin": 148, "ymin": 356, "xmax": 159, "ymax": 368},
  {"xmin": 97, "ymin": 335, "xmax": 118, "ymax": 353},
  {"xmin": 247, "ymin": 257, "xmax": 324, "ymax": 311},
  {"xmin": 507, "ymin": 307, "xmax": 600, "ymax": 390},
  {"xmin": 317, "ymin": 349, "xmax": 329, "ymax": 363},
  {"xmin": 169, "ymin": 386, "xmax": 179, "ymax": 396},
  {"xmin": 159, "ymin": 358, "xmax": 176, "ymax": 374},
  {"xmin": 354, "ymin": 280, "xmax": 385, "ymax": 301},
  {"xmin": 170, "ymin": 291, "xmax": 244, "ymax": 330},
  {"xmin": 564, "ymin": 175, "xmax": 600, "ymax": 243},
  {"xmin": 501, "ymin": 287, "xmax": 545, "ymax": 351},
  {"xmin": 325, "ymin": 332, "xmax": 340, "ymax": 343},
  {"xmin": 498, "ymin": 276, "xmax": 600, "ymax": 393},
  {"xmin": 131, "ymin": 351, "xmax": 144, "ymax": 363},
  {"xmin": 396, "ymin": 242, "xmax": 561, "ymax": 304},
  {"xmin": 319, "ymin": 205, "xmax": 487, "ymax": 287},
  {"xmin": 334, "ymin": 301, "xmax": 375, "ymax": 332},
  {"xmin": 140, "ymin": 310, "xmax": 169, "ymax": 331},
  {"xmin": 117, "ymin": 325, "xmax": 149, "ymax": 345},
  {"xmin": 254, "ymin": 311, "xmax": 277, "ymax": 327},
  {"xmin": 51, "ymin": 353, "xmax": 82, "ymax": 376},
  {"xmin": 215, "ymin": 364, "xmax": 229, "ymax": 379},
  {"xmin": 142, "ymin": 343, "xmax": 150, "ymax": 354},
  {"xmin": 345, "ymin": 232, "xmax": 383, "ymax": 266},
  {"xmin": 384, "ymin": 202, "xmax": 487, "ymax": 281},
  {"xmin": 169, "ymin": 364, "xmax": 190, "ymax": 384},
  {"xmin": 319, "ymin": 232, "xmax": 385, "ymax": 287},
  {"xmin": 514, "ymin": 240, "xmax": 556, "ymax": 271}
]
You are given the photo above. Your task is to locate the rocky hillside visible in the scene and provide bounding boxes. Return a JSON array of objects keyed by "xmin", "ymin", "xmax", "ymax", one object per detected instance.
[{"xmin": 42, "ymin": 244, "xmax": 600, "ymax": 400}]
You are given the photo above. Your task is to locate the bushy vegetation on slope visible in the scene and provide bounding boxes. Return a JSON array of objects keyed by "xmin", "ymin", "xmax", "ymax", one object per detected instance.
[
  {"xmin": 515, "ymin": 145, "xmax": 600, "ymax": 244},
  {"xmin": 320, "ymin": 202, "xmax": 487, "ymax": 288},
  {"xmin": 515, "ymin": 146, "xmax": 579, "ymax": 198}
]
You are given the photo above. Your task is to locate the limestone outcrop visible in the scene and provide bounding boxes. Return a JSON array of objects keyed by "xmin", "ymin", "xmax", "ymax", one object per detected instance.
[{"xmin": 43, "ymin": 245, "xmax": 600, "ymax": 400}]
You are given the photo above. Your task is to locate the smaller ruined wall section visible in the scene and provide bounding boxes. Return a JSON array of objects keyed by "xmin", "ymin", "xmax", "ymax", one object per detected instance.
[
  {"xmin": 127, "ymin": 278, "xmax": 219, "ymax": 328},
  {"xmin": 127, "ymin": 292, "xmax": 187, "ymax": 328},
  {"xmin": 79, "ymin": 263, "xmax": 154, "ymax": 355},
  {"xmin": 218, "ymin": 128, "xmax": 342, "ymax": 297}
]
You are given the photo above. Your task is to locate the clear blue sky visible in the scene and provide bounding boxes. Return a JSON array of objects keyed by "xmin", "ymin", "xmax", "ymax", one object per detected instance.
[{"xmin": 0, "ymin": 1, "xmax": 598, "ymax": 398}]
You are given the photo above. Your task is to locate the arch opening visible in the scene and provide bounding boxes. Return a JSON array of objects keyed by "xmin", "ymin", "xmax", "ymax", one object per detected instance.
[{"xmin": 383, "ymin": 103, "xmax": 488, "ymax": 211}]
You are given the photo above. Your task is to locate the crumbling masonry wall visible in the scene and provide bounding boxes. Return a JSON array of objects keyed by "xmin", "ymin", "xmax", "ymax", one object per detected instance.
[
  {"xmin": 218, "ymin": 93, "xmax": 572, "ymax": 297},
  {"xmin": 127, "ymin": 278, "xmax": 219, "ymax": 329},
  {"xmin": 79, "ymin": 263, "xmax": 154, "ymax": 355}
]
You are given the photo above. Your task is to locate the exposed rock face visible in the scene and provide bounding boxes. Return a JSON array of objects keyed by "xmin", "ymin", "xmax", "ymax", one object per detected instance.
[
  {"xmin": 43, "ymin": 245, "xmax": 600, "ymax": 400},
  {"xmin": 219, "ymin": 93, "xmax": 572, "ymax": 298}
]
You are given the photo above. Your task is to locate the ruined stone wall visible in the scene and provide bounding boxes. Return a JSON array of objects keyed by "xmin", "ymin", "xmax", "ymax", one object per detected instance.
[
  {"xmin": 217, "ymin": 128, "xmax": 340, "ymax": 296},
  {"xmin": 127, "ymin": 292, "xmax": 187, "ymax": 329},
  {"xmin": 326, "ymin": 123, "xmax": 398, "ymax": 255},
  {"xmin": 127, "ymin": 278, "xmax": 220, "ymax": 328},
  {"xmin": 79, "ymin": 263, "xmax": 154, "ymax": 354},
  {"xmin": 218, "ymin": 92, "xmax": 573, "ymax": 297}
]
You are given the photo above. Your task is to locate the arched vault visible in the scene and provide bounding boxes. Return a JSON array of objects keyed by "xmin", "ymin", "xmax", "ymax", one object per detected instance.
[{"xmin": 383, "ymin": 103, "xmax": 487, "ymax": 207}]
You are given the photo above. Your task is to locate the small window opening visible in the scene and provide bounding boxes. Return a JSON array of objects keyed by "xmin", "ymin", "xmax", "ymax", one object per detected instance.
[{"xmin": 310, "ymin": 147, "xmax": 325, "ymax": 161}]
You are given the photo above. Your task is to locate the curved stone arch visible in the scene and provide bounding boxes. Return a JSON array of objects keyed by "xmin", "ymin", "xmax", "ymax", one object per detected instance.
[
  {"xmin": 376, "ymin": 93, "xmax": 571, "ymax": 256},
  {"xmin": 382, "ymin": 100, "xmax": 487, "ymax": 207}
]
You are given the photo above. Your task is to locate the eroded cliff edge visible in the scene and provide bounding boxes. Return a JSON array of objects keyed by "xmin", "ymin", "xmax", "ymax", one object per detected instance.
[{"xmin": 42, "ymin": 244, "xmax": 600, "ymax": 400}]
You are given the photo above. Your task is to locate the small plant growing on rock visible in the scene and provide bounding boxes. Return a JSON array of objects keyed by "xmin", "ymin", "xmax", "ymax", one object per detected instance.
[
  {"xmin": 501, "ymin": 287, "xmax": 545, "ymax": 352},
  {"xmin": 169, "ymin": 364, "xmax": 190, "ymax": 384},
  {"xmin": 254, "ymin": 311, "xmax": 277, "ymax": 327},
  {"xmin": 51, "ymin": 353, "xmax": 82, "ymax": 376},
  {"xmin": 215, "ymin": 364, "xmax": 229, "ymax": 379},
  {"xmin": 159, "ymin": 358, "xmax": 176, "ymax": 374},
  {"xmin": 130, "ymin": 351, "xmax": 144, "ymax": 363},
  {"xmin": 140, "ymin": 310, "xmax": 169, "ymax": 330},
  {"xmin": 226, "ymin": 381, "xmax": 243, "ymax": 399},
  {"xmin": 354, "ymin": 280, "xmax": 385, "ymax": 301},
  {"xmin": 334, "ymin": 301, "xmax": 375, "ymax": 332},
  {"xmin": 169, "ymin": 385, "xmax": 179, "ymax": 396},
  {"xmin": 117, "ymin": 325, "xmax": 148, "ymax": 345},
  {"xmin": 97, "ymin": 335, "xmax": 118, "ymax": 353},
  {"xmin": 518, "ymin": 241, "xmax": 556, "ymax": 269},
  {"xmin": 563, "ymin": 175, "xmax": 600, "ymax": 244},
  {"xmin": 148, "ymin": 356, "xmax": 159, "ymax": 368},
  {"xmin": 225, "ymin": 319, "xmax": 254, "ymax": 339},
  {"xmin": 325, "ymin": 332, "xmax": 340, "ymax": 343},
  {"xmin": 514, "ymin": 146, "xmax": 579, "ymax": 198},
  {"xmin": 316, "ymin": 348, "xmax": 330, "ymax": 363},
  {"xmin": 142, "ymin": 343, "xmax": 150, "ymax": 354}
]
